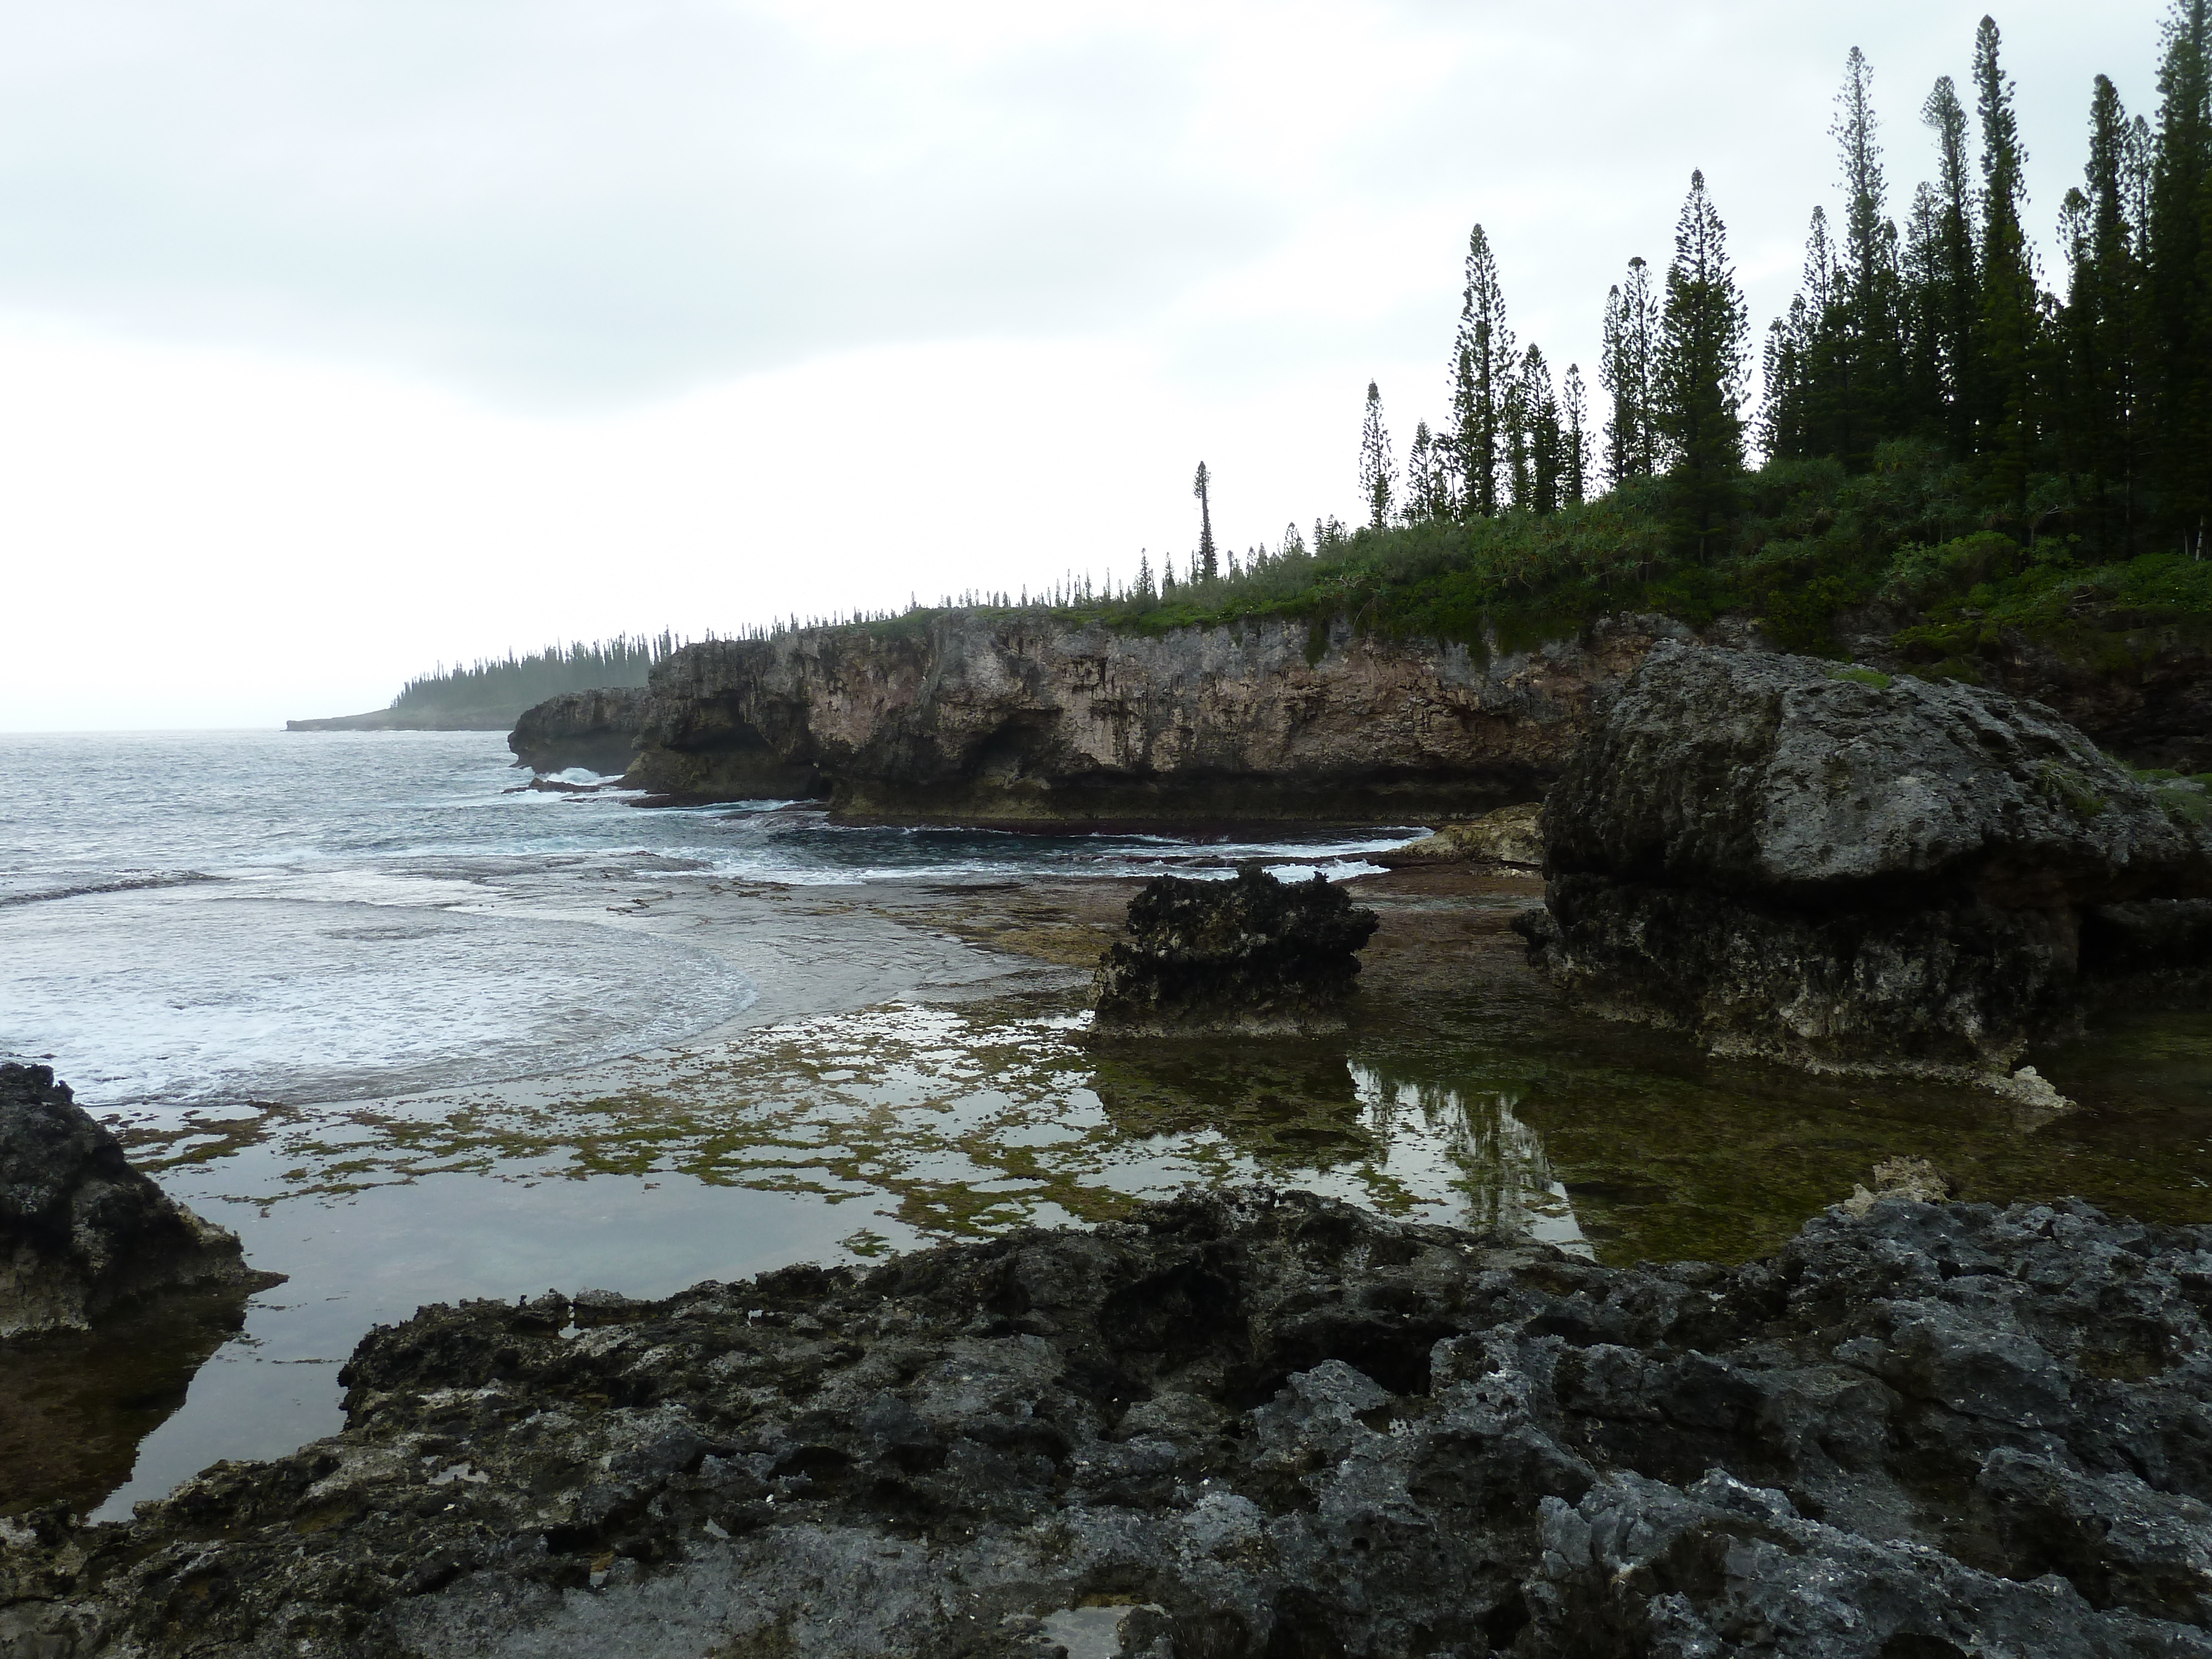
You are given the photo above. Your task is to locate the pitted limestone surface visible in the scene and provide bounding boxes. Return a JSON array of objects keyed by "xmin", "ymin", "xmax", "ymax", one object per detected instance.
[{"xmin": 4, "ymin": 1188, "xmax": 2210, "ymax": 1657}]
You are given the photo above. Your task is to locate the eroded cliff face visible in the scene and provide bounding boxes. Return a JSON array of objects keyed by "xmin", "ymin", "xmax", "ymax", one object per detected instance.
[{"xmin": 511, "ymin": 611, "xmax": 1724, "ymax": 822}]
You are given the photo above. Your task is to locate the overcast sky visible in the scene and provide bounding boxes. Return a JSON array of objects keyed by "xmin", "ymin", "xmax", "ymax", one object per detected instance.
[{"xmin": 0, "ymin": 0, "xmax": 2169, "ymax": 729}]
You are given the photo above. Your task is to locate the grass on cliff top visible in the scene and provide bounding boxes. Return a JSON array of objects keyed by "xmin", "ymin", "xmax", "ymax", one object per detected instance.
[{"xmin": 859, "ymin": 441, "xmax": 2212, "ymax": 674}]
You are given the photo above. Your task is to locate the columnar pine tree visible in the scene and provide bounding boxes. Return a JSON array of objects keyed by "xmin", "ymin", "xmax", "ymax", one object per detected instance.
[
  {"xmin": 1403, "ymin": 421, "xmax": 1451, "ymax": 523},
  {"xmin": 1516, "ymin": 346, "xmax": 1562, "ymax": 515},
  {"xmin": 1830, "ymin": 47, "xmax": 1905, "ymax": 466},
  {"xmin": 1920, "ymin": 75, "xmax": 1980, "ymax": 451},
  {"xmin": 1898, "ymin": 182, "xmax": 1950, "ymax": 434},
  {"xmin": 1359, "ymin": 381, "xmax": 1395, "ymax": 528},
  {"xmin": 2148, "ymin": 0, "xmax": 2211, "ymax": 553},
  {"xmin": 2068, "ymin": 74, "xmax": 2150, "ymax": 550},
  {"xmin": 1654, "ymin": 170, "xmax": 1751, "ymax": 557},
  {"xmin": 1192, "ymin": 463, "xmax": 1218, "ymax": 581},
  {"xmin": 1504, "ymin": 361, "xmax": 1532, "ymax": 510},
  {"xmin": 1972, "ymin": 15, "xmax": 2040, "ymax": 509},
  {"xmin": 1561, "ymin": 364, "xmax": 1590, "ymax": 506},
  {"xmin": 1759, "ymin": 208, "xmax": 1835, "ymax": 460},
  {"xmin": 1450, "ymin": 225, "xmax": 1517, "ymax": 517},
  {"xmin": 1599, "ymin": 257, "xmax": 1660, "ymax": 484}
]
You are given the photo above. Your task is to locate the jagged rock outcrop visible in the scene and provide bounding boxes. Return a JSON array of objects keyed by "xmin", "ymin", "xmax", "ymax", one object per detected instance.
[
  {"xmin": 1514, "ymin": 644, "xmax": 2212, "ymax": 1081},
  {"xmin": 0, "ymin": 1065, "xmax": 280, "ymax": 1338},
  {"xmin": 7, "ymin": 1187, "xmax": 2211, "ymax": 1657},
  {"xmin": 1091, "ymin": 867, "xmax": 1379, "ymax": 1032},
  {"xmin": 509, "ymin": 612, "xmax": 1724, "ymax": 820}
]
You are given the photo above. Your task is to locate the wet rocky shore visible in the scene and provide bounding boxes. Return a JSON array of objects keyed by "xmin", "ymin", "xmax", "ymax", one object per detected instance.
[{"xmin": 6, "ymin": 1186, "xmax": 2210, "ymax": 1658}]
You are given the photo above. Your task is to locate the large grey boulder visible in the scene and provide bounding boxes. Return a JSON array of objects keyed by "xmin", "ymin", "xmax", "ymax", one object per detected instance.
[
  {"xmin": 0, "ymin": 1063, "xmax": 280, "ymax": 1337},
  {"xmin": 1516, "ymin": 644, "xmax": 2212, "ymax": 1079}
]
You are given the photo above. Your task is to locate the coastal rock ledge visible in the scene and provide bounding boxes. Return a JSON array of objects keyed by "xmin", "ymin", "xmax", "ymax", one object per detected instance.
[
  {"xmin": 7, "ymin": 1187, "xmax": 2212, "ymax": 1657},
  {"xmin": 507, "ymin": 612, "xmax": 1709, "ymax": 821},
  {"xmin": 0, "ymin": 1063, "xmax": 280, "ymax": 1338},
  {"xmin": 1516, "ymin": 643, "xmax": 2212, "ymax": 1084}
]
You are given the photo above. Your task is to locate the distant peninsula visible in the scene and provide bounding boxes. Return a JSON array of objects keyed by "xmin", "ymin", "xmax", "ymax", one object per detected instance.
[{"xmin": 286, "ymin": 632, "xmax": 680, "ymax": 734}]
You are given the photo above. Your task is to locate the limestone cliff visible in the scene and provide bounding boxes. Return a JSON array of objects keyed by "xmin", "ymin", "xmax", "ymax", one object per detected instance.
[{"xmin": 509, "ymin": 611, "xmax": 1725, "ymax": 822}]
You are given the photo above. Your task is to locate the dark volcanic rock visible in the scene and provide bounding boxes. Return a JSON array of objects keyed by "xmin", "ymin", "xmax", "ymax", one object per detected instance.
[
  {"xmin": 1516, "ymin": 644, "xmax": 2212, "ymax": 1082},
  {"xmin": 0, "ymin": 1064, "xmax": 280, "ymax": 1338},
  {"xmin": 1091, "ymin": 866, "xmax": 1379, "ymax": 1032},
  {"xmin": 7, "ymin": 1188, "xmax": 2212, "ymax": 1657}
]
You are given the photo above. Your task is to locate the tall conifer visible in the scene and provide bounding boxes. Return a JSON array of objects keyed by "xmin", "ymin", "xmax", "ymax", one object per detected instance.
[
  {"xmin": 1404, "ymin": 421, "xmax": 1450, "ymax": 523},
  {"xmin": 1359, "ymin": 382, "xmax": 1395, "ymax": 529},
  {"xmin": 2070, "ymin": 74, "xmax": 2149, "ymax": 549},
  {"xmin": 1517, "ymin": 347, "xmax": 1562, "ymax": 515},
  {"xmin": 2148, "ymin": 0, "xmax": 2211, "ymax": 552},
  {"xmin": 1193, "ymin": 463, "xmax": 1218, "ymax": 581},
  {"xmin": 1451, "ymin": 225, "xmax": 1517, "ymax": 517},
  {"xmin": 1655, "ymin": 170, "xmax": 1751, "ymax": 557},
  {"xmin": 1599, "ymin": 257, "xmax": 1660, "ymax": 484},
  {"xmin": 1972, "ymin": 15, "xmax": 2039, "ymax": 508},
  {"xmin": 1921, "ymin": 75, "xmax": 1979, "ymax": 451},
  {"xmin": 1561, "ymin": 365, "xmax": 1590, "ymax": 507},
  {"xmin": 1828, "ymin": 48, "xmax": 1905, "ymax": 465}
]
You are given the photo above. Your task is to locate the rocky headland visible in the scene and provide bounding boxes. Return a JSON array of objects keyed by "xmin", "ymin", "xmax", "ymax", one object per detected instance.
[
  {"xmin": 7, "ymin": 1186, "xmax": 2211, "ymax": 1658},
  {"xmin": 0, "ymin": 1064, "xmax": 280, "ymax": 1339},
  {"xmin": 505, "ymin": 603, "xmax": 2212, "ymax": 826},
  {"xmin": 507, "ymin": 612, "xmax": 1719, "ymax": 820},
  {"xmin": 1514, "ymin": 644, "xmax": 2212, "ymax": 1088}
]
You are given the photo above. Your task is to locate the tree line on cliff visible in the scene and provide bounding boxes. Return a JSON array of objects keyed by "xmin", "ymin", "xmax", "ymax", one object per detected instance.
[
  {"xmin": 387, "ymin": 632, "xmax": 685, "ymax": 716},
  {"xmin": 951, "ymin": 4, "xmax": 2212, "ymax": 674},
  {"xmin": 392, "ymin": 5, "xmax": 2212, "ymax": 696}
]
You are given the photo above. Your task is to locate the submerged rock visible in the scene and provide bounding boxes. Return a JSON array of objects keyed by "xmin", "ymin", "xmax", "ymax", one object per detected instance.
[
  {"xmin": 6, "ymin": 1187, "xmax": 2211, "ymax": 1657},
  {"xmin": 0, "ymin": 1064, "xmax": 280, "ymax": 1338},
  {"xmin": 1091, "ymin": 866, "xmax": 1379, "ymax": 1032},
  {"xmin": 1516, "ymin": 643, "xmax": 2212, "ymax": 1081}
]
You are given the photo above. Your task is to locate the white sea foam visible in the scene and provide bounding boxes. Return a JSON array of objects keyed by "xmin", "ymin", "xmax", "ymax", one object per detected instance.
[{"xmin": 0, "ymin": 728, "xmax": 1421, "ymax": 1107}]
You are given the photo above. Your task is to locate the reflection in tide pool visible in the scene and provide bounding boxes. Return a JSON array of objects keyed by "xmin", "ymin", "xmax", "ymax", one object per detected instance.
[
  {"xmin": 44, "ymin": 1003, "xmax": 1588, "ymax": 1521},
  {"xmin": 1350, "ymin": 1064, "xmax": 1592, "ymax": 1257},
  {"xmin": 21, "ymin": 987, "xmax": 2212, "ymax": 1524}
]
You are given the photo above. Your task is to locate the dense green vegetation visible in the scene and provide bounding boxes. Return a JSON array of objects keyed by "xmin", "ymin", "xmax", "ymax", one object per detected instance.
[
  {"xmin": 863, "ymin": 4, "xmax": 2212, "ymax": 677},
  {"xmin": 389, "ymin": 633, "xmax": 685, "ymax": 715}
]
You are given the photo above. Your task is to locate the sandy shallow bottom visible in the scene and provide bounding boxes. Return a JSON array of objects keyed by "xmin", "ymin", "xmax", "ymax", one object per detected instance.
[{"xmin": 7, "ymin": 865, "xmax": 2212, "ymax": 1523}]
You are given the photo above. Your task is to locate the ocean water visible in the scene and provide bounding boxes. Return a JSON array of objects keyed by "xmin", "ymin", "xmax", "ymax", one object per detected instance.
[
  {"xmin": 0, "ymin": 729, "xmax": 1408, "ymax": 1109},
  {"xmin": 7, "ymin": 728, "xmax": 2212, "ymax": 1524}
]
